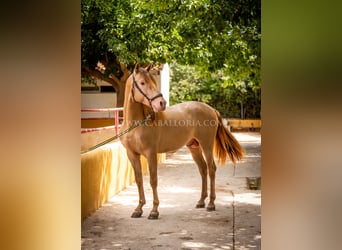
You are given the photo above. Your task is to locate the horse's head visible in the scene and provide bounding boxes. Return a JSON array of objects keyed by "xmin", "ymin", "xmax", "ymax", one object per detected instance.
[{"xmin": 131, "ymin": 63, "xmax": 167, "ymax": 112}]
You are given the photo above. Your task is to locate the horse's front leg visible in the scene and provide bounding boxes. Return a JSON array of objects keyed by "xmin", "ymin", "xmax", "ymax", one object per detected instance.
[
  {"xmin": 127, "ymin": 150, "xmax": 145, "ymax": 218},
  {"xmin": 146, "ymin": 153, "xmax": 159, "ymax": 219}
]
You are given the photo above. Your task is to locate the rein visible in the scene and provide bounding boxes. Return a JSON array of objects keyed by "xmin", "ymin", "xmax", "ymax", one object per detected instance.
[{"xmin": 81, "ymin": 113, "xmax": 152, "ymax": 154}]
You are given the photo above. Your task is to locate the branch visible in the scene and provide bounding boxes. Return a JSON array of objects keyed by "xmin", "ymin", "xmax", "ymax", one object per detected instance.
[
  {"xmin": 118, "ymin": 61, "xmax": 131, "ymax": 81},
  {"xmin": 82, "ymin": 66, "xmax": 120, "ymax": 90},
  {"xmin": 108, "ymin": 73, "xmax": 120, "ymax": 84}
]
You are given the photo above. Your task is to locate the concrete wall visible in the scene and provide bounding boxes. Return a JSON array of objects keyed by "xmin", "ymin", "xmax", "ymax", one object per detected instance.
[
  {"xmin": 160, "ymin": 63, "xmax": 170, "ymax": 106},
  {"xmin": 81, "ymin": 92, "xmax": 117, "ymax": 110},
  {"xmin": 81, "ymin": 92, "xmax": 118, "ymax": 128},
  {"xmin": 81, "ymin": 141, "xmax": 165, "ymax": 220}
]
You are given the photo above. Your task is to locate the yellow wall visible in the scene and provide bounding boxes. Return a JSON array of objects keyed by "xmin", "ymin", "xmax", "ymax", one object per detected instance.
[
  {"xmin": 81, "ymin": 141, "xmax": 165, "ymax": 220},
  {"xmin": 227, "ymin": 119, "xmax": 261, "ymax": 129},
  {"xmin": 81, "ymin": 128, "xmax": 117, "ymax": 151},
  {"xmin": 81, "ymin": 119, "xmax": 115, "ymax": 128}
]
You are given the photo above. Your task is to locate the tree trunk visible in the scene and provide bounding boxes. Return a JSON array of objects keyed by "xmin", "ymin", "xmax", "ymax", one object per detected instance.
[
  {"xmin": 111, "ymin": 62, "xmax": 130, "ymax": 107},
  {"xmin": 115, "ymin": 83, "xmax": 125, "ymax": 107},
  {"xmin": 82, "ymin": 62, "xmax": 131, "ymax": 107},
  {"xmin": 240, "ymin": 102, "xmax": 244, "ymax": 119}
]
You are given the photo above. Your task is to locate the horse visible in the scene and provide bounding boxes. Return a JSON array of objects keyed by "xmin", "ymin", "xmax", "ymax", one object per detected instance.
[{"xmin": 120, "ymin": 63, "xmax": 244, "ymax": 219}]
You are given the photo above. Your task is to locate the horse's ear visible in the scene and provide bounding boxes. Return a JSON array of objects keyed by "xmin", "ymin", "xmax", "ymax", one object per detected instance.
[
  {"xmin": 146, "ymin": 64, "xmax": 152, "ymax": 72},
  {"xmin": 134, "ymin": 63, "xmax": 140, "ymax": 73}
]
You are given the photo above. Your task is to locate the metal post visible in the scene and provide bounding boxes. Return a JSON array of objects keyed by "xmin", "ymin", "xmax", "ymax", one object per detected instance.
[{"xmin": 114, "ymin": 109, "xmax": 119, "ymax": 135}]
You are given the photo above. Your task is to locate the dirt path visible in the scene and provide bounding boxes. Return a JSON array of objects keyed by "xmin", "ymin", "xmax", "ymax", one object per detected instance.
[{"xmin": 81, "ymin": 133, "xmax": 261, "ymax": 250}]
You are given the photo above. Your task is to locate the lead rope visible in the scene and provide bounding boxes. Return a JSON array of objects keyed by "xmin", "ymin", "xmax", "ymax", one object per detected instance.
[{"xmin": 81, "ymin": 114, "xmax": 152, "ymax": 154}]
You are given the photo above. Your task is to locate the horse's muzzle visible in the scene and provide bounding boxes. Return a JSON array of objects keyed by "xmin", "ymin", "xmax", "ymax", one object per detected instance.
[{"xmin": 152, "ymin": 96, "xmax": 167, "ymax": 112}]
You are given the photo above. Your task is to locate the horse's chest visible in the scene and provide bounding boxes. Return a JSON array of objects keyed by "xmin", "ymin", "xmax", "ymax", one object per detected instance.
[{"xmin": 121, "ymin": 132, "xmax": 154, "ymax": 154}]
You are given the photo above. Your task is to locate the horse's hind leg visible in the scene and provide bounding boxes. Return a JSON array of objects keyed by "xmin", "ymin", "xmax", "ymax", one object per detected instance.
[
  {"xmin": 126, "ymin": 150, "xmax": 146, "ymax": 218},
  {"xmin": 188, "ymin": 146, "xmax": 208, "ymax": 208},
  {"xmin": 202, "ymin": 148, "xmax": 217, "ymax": 211}
]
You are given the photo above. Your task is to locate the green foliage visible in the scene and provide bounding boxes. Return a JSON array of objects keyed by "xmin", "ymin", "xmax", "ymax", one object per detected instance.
[
  {"xmin": 81, "ymin": 0, "xmax": 261, "ymax": 117},
  {"xmin": 81, "ymin": 75, "xmax": 96, "ymax": 85},
  {"xmin": 170, "ymin": 63, "xmax": 260, "ymax": 118},
  {"xmin": 82, "ymin": 0, "xmax": 260, "ymax": 68},
  {"xmin": 169, "ymin": 63, "xmax": 212, "ymax": 104}
]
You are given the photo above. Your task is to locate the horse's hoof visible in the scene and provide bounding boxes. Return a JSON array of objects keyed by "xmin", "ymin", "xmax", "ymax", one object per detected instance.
[
  {"xmin": 206, "ymin": 205, "xmax": 215, "ymax": 211},
  {"xmin": 131, "ymin": 210, "xmax": 143, "ymax": 218},
  {"xmin": 196, "ymin": 203, "xmax": 205, "ymax": 208},
  {"xmin": 148, "ymin": 211, "xmax": 159, "ymax": 220}
]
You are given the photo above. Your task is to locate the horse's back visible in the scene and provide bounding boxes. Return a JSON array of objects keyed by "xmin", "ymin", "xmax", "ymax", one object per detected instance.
[{"xmin": 164, "ymin": 101, "xmax": 217, "ymax": 120}]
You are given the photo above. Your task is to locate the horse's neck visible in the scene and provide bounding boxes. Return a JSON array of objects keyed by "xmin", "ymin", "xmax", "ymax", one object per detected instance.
[
  {"xmin": 123, "ymin": 98, "xmax": 144, "ymax": 122},
  {"xmin": 122, "ymin": 77, "xmax": 153, "ymax": 123}
]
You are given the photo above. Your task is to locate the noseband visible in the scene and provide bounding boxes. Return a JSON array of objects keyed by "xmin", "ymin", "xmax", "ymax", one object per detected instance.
[{"xmin": 132, "ymin": 74, "xmax": 163, "ymax": 106}]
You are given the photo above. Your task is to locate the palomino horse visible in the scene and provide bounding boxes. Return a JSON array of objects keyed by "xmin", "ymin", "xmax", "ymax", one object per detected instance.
[{"xmin": 120, "ymin": 63, "xmax": 244, "ymax": 219}]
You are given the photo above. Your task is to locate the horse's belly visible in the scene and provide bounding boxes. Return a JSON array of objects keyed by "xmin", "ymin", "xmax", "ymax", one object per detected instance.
[{"xmin": 156, "ymin": 127, "xmax": 193, "ymax": 153}]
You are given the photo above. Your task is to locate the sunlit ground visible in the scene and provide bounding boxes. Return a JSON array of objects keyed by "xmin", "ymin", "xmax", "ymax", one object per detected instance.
[
  {"xmin": 234, "ymin": 192, "xmax": 261, "ymax": 206},
  {"xmin": 82, "ymin": 132, "xmax": 261, "ymax": 249}
]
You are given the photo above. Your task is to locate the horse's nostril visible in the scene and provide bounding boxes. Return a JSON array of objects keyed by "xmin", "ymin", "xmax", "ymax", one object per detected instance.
[{"xmin": 160, "ymin": 101, "xmax": 164, "ymax": 107}]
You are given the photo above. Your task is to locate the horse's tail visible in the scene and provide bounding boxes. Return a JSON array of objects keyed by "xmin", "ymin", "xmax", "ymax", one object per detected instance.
[{"xmin": 214, "ymin": 110, "xmax": 244, "ymax": 165}]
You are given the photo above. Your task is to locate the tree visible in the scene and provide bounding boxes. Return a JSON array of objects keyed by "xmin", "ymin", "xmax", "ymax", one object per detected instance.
[
  {"xmin": 81, "ymin": 0, "xmax": 261, "ymax": 109},
  {"xmin": 169, "ymin": 63, "xmax": 261, "ymax": 118}
]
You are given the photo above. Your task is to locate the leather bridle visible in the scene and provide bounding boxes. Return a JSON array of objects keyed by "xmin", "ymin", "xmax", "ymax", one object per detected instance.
[{"xmin": 131, "ymin": 73, "xmax": 163, "ymax": 107}]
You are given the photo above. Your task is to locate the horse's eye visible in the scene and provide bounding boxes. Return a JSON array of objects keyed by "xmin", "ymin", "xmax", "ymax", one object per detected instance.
[{"xmin": 141, "ymin": 82, "xmax": 145, "ymax": 85}]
